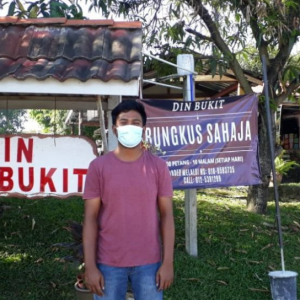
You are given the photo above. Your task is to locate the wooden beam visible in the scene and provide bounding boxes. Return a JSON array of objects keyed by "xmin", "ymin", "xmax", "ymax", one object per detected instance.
[
  {"xmin": 193, "ymin": 75, "xmax": 237, "ymax": 82},
  {"xmin": 0, "ymin": 95, "xmax": 108, "ymax": 110},
  {"xmin": 237, "ymin": 84, "xmax": 245, "ymax": 95},
  {"xmin": 195, "ymin": 83, "xmax": 219, "ymax": 93},
  {"xmin": 97, "ymin": 96, "xmax": 108, "ymax": 154},
  {"xmin": 211, "ymin": 83, "xmax": 239, "ymax": 99},
  {"xmin": 0, "ymin": 99, "xmax": 99, "ymax": 110},
  {"xmin": 226, "ymin": 70, "xmax": 263, "ymax": 85},
  {"xmin": 81, "ymin": 121, "xmax": 100, "ymax": 127},
  {"xmin": 142, "ymin": 92, "xmax": 211, "ymax": 99}
]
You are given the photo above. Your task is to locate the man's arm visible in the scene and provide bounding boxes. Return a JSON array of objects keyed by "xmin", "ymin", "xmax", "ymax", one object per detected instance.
[
  {"xmin": 83, "ymin": 197, "xmax": 104, "ymax": 296},
  {"xmin": 156, "ymin": 196, "xmax": 175, "ymax": 291}
]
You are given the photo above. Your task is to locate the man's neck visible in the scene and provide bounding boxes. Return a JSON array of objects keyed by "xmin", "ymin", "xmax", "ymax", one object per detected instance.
[{"xmin": 113, "ymin": 144, "xmax": 143, "ymax": 162}]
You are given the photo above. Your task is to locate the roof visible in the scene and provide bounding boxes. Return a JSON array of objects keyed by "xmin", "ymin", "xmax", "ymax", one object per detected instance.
[
  {"xmin": 142, "ymin": 67, "xmax": 263, "ymax": 100},
  {"xmin": 0, "ymin": 17, "xmax": 142, "ymax": 83}
]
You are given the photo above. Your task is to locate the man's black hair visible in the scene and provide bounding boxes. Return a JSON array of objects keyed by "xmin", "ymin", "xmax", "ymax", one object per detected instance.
[{"xmin": 111, "ymin": 100, "xmax": 147, "ymax": 126}]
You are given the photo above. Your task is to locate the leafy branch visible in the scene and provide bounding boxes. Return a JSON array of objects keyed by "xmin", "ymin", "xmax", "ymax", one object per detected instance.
[{"xmin": 6, "ymin": 0, "xmax": 85, "ymax": 19}]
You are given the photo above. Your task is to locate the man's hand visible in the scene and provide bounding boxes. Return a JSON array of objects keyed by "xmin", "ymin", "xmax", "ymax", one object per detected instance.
[
  {"xmin": 84, "ymin": 266, "xmax": 105, "ymax": 296},
  {"xmin": 156, "ymin": 262, "xmax": 174, "ymax": 291}
]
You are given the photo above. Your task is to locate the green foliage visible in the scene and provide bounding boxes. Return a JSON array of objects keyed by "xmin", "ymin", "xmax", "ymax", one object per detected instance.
[
  {"xmin": 283, "ymin": 65, "xmax": 300, "ymax": 86},
  {"xmin": 237, "ymin": 46, "xmax": 263, "ymax": 74},
  {"xmin": 29, "ymin": 109, "xmax": 68, "ymax": 134},
  {"xmin": 275, "ymin": 151, "xmax": 300, "ymax": 175},
  {"xmin": 0, "ymin": 109, "xmax": 26, "ymax": 134},
  {"xmin": 82, "ymin": 126, "xmax": 99, "ymax": 141},
  {"xmin": 5, "ymin": 0, "xmax": 85, "ymax": 19},
  {"xmin": 28, "ymin": 109, "xmax": 100, "ymax": 138},
  {"xmin": 52, "ymin": 221, "xmax": 84, "ymax": 265}
]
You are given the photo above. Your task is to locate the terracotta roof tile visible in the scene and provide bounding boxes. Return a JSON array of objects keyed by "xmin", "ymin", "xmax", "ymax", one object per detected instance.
[
  {"xmin": 110, "ymin": 21, "xmax": 143, "ymax": 29},
  {"xmin": 16, "ymin": 17, "xmax": 67, "ymax": 25},
  {"xmin": 0, "ymin": 58, "xmax": 140, "ymax": 82},
  {"xmin": 64, "ymin": 19, "xmax": 114, "ymax": 26},
  {"xmin": 0, "ymin": 19, "xmax": 142, "ymax": 83},
  {"xmin": 0, "ymin": 16, "xmax": 18, "ymax": 24}
]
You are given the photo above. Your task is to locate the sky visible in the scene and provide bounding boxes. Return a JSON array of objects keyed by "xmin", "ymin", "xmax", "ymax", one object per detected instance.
[{"xmin": 22, "ymin": 113, "xmax": 43, "ymax": 133}]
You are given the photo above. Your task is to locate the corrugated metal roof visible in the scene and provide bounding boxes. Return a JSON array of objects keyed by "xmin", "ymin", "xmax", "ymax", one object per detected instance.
[{"xmin": 0, "ymin": 18, "xmax": 142, "ymax": 82}]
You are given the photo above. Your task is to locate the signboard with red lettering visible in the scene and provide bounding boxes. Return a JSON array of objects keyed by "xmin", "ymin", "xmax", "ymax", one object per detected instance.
[
  {"xmin": 0, "ymin": 135, "xmax": 98, "ymax": 198},
  {"xmin": 142, "ymin": 94, "xmax": 261, "ymax": 189}
]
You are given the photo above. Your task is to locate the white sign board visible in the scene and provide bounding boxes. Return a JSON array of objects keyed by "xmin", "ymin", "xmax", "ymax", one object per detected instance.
[{"xmin": 0, "ymin": 135, "xmax": 98, "ymax": 198}]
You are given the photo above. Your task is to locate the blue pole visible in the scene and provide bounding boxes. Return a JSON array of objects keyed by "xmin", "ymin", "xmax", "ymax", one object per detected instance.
[
  {"xmin": 189, "ymin": 74, "xmax": 194, "ymax": 101},
  {"xmin": 262, "ymin": 55, "xmax": 285, "ymax": 271}
]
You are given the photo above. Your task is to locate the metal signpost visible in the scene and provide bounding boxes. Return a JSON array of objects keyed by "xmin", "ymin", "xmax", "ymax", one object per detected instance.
[
  {"xmin": 142, "ymin": 52, "xmax": 199, "ymax": 257},
  {"xmin": 178, "ymin": 54, "xmax": 198, "ymax": 257}
]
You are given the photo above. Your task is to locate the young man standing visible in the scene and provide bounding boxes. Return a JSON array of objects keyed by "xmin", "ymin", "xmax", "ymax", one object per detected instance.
[{"xmin": 83, "ymin": 100, "xmax": 175, "ymax": 300}]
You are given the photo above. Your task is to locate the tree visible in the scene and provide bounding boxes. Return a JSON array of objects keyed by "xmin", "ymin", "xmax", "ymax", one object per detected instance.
[
  {"xmin": 0, "ymin": 109, "xmax": 26, "ymax": 133},
  {"xmin": 2, "ymin": 0, "xmax": 300, "ymax": 213},
  {"xmin": 5, "ymin": 0, "xmax": 84, "ymax": 19},
  {"xmin": 90, "ymin": 0, "xmax": 300, "ymax": 214},
  {"xmin": 29, "ymin": 109, "xmax": 68, "ymax": 134},
  {"xmin": 28, "ymin": 110, "xmax": 99, "ymax": 140}
]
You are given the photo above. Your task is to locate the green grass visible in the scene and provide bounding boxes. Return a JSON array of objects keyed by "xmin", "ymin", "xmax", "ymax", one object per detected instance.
[
  {"xmin": 1, "ymin": 190, "xmax": 300, "ymax": 300},
  {"xmin": 0, "ymin": 197, "xmax": 83, "ymax": 300}
]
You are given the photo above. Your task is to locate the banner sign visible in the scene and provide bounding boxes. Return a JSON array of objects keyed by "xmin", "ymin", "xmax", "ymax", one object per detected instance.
[
  {"xmin": 142, "ymin": 94, "xmax": 261, "ymax": 189},
  {"xmin": 0, "ymin": 135, "xmax": 98, "ymax": 198}
]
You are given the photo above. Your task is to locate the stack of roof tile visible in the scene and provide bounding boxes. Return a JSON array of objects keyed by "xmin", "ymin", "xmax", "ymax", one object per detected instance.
[{"xmin": 0, "ymin": 17, "xmax": 142, "ymax": 82}]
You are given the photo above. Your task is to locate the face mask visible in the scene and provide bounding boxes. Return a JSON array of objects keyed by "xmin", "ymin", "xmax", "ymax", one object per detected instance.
[{"xmin": 116, "ymin": 125, "xmax": 143, "ymax": 148}]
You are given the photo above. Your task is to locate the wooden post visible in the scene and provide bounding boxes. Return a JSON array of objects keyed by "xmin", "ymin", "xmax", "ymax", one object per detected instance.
[
  {"xmin": 78, "ymin": 111, "xmax": 82, "ymax": 136},
  {"xmin": 183, "ymin": 74, "xmax": 198, "ymax": 257},
  {"xmin": 96, "ymin": 96, "xmax": 108, "ymax": 154},
  {"xmin": 237, "ymin": 83, "xmax": 245, "ymax": 96}
]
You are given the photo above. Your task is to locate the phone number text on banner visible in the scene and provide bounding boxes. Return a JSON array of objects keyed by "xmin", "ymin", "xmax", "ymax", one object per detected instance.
[{"xmin": 142, "ymin": 93, "xmax": 262, "ymax": 189}]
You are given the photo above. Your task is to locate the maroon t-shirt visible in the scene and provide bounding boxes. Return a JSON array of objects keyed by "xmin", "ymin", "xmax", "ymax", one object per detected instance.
[{"xmin": 83, "ymin": 150, "xmax": 173, "ymax": 267}]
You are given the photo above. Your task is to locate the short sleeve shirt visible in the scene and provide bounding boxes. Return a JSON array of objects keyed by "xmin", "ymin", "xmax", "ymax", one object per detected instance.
[{"xmin": 83, "ymin": 150, "xmax": 173, "ymax": 267}]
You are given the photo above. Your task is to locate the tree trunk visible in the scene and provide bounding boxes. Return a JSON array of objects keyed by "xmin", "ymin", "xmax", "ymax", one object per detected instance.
[{"xmin": 247, "ymin": 103, "xmax": 273, "ymax": 214}]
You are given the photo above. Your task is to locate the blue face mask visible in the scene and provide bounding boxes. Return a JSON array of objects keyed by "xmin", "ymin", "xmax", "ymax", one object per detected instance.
[{"xmin": 116, "ymin": 125, "xmax": 143, "ymax": 148}]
